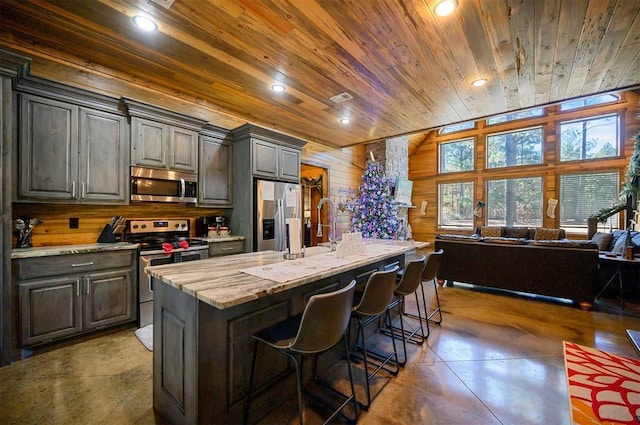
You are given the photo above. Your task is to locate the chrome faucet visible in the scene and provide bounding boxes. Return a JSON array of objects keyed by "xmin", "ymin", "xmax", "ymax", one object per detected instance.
[{"xmin": 317, "ymin": 197, "xmax": 338, "ymax": 251}]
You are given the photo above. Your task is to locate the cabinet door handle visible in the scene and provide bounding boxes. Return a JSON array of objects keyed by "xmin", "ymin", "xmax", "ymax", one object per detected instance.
[
  {"xmin": 86, "ymin": 280, "xmax": 90, "ymax": 295},
  {"xmin": 71, "ymin": 262, "xmax": 94, "ymax": 267},
  {"xmin": 221, "ymin": 247, "xmax": 234, "ymax": 251},
  {"xmin": 76, "ymin": 282, "xmax": 80, "ymax": 297},
  {"xmin": 81, "ymin": 182, "xmax": 86, "ymax": 198},
  {"xmin": 71, "ymin": 181, "xmax": 76, "ymax": 198}
]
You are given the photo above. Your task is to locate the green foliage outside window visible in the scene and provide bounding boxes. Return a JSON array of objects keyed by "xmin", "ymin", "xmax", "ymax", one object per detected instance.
[
  {"xmin": 487, "ymin": 127, "xmax": 543, "ymax": 168},
  {"xmin": 486, "ymin": 177, "xmax": 542, "ymax": 227},
  {"xmin": 439, "ymin": 181, "xmax": 474, "ymax": 228},
  {"xmin": 439, "ymin": 139, "xmax": 474, "ymax": 173}
]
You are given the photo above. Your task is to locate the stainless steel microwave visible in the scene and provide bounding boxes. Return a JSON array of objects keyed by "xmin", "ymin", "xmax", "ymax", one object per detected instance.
[{"xmin": 130, "ymin": 166, "xmax": 198, "ymax": 203}]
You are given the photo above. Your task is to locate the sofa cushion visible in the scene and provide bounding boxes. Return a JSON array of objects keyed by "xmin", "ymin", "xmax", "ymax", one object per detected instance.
[
  {"xmin": 534, "ymin": 227, "xmax": 561, "ymax": 240},
  {"xmin": 590, "ymin": 232, "xmax": 614, "ymax": 251},
  {"xmin": 436, "ymin": 234, "xmax": 481, "ymax": 241},
  {"xmin": 504, "ymin": 227, "xmax": 530, "ymax": 239},
  {"xmin": 482, "ymin": 236, "xmax": 527, "ymax": 245},
  {"xmin": 529, "ymin": 240, "xmax": 597, "ymax": 249},
  {"xmin": 480, "ymin": 226, "xmax": 502, "ymax": 237}
]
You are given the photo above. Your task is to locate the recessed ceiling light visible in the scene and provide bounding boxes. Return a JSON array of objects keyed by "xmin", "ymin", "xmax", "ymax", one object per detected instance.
[
  {"xmin": 434, "ymin": 0, "xmax": 458, "ymax": 17},
  {"xmin": 340, "ymin": 118, "xmax": 351, "ymax": 125},
  {"xmin": 132, "ymin": 15, "xmax": 158, "ymax": 32},
  {"xmin": 471, "ymin": 78, "xmax": 487, "ymax": 87},
  {"xmin": 271, "ymin": 84, "xmax": 286, "ymax": 93}
]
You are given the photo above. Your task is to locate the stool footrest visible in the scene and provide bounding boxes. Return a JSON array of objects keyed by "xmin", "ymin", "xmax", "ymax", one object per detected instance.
[{"xmin": 350, "ymin": 348, "xmax": 399, "ymax": 378}]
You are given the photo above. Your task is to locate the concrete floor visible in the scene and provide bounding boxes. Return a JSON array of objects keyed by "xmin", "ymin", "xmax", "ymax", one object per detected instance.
[{"xmin": 1, "ymin": 284, "xmax": 638, "ymax": 425}]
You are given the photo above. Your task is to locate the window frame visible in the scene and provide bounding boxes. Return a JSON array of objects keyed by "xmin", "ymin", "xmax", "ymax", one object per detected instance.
[
  {"xmin": 437, "ymin": 180, "xmax": 476, "ymax": 230},
  {"xmin": 485, "ymin": 125, "xmax": 545, "ymax": 170},
  {"xmin": 559, "ymin": 93, "xmax": 621, "ymax": 112},
  {"xmin": 438, "ymin": 137, "xmax": 475, "ymax": 174},
  {"xmin": 485, "ymin": 107, "xmax": 546, "ymax": 126},
  {"xmin": 439, "ymin": 120, "xmax": 476, "ymax": 135},
  {"xmin": 557, "ymin": 113, "xmax": 621, "ymax": 163},
  {"xmin": 484, "ymin": 175, "xmax": 544, "ymax": 227},
  {"xmin": 558, "ymin": 170, "xmax": 621, "ymax": 233}
]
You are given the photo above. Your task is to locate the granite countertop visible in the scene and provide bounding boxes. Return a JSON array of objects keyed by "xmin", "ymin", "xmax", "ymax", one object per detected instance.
[
  {"xmin": 193, "ymin": 236, "xmax": 246, "ymax": 243},
  {"xmin": 146, "ymin": 239, "xmax": 429, "ymax": 310},
  {"xmin": 11, "ymin": 242, "xmax": 139, "ymax": 259}
]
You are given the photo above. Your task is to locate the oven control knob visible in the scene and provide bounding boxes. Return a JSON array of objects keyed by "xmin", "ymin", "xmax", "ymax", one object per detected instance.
[
  {"xmin": 141, "ymin": 224, "xmax": 147, "ymax": 229},
  {"xmin": 175, "ymin": 224, "xmax": 180, "ymax": 228},
  {"xmin": 133, "ymin": 224, "xmax": 138, "ymax": 229}
]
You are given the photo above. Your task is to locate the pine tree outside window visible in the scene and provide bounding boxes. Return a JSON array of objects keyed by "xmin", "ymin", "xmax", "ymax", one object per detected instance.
[
  {"xmin": 439, "ymin": 139, "xmax": 474, "ymax": 173},
  {"xmin": 486, "ymin": 177, "xmax": 542, "ymax": 227},
  {"xmin": 559, "ymin": 114, "xmax": 619, "ymax": 162},
  {"xmin": 486, "ymin": 127, "xmax": 543, "ymax": 169},
  {"xmin": 438, "ymin": 181, "xmax": 474, "ymax": 228}
]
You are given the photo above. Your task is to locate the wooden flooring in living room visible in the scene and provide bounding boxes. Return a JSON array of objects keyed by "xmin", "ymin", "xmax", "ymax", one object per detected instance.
[{"xmin": 0, "ymin": 284, "xmax": 638, "ymax": 425}]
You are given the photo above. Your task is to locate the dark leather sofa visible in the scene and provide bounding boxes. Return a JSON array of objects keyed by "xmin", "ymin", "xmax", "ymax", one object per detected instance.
[{"xmin": 434, "ymin": 227, "xmax": 600, "ymax": 309}]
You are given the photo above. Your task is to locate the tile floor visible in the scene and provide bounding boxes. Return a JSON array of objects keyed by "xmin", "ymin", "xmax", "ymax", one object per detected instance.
[{"xmin": 1, "ymin": 284, "xmax": 639, "ymax": 425}]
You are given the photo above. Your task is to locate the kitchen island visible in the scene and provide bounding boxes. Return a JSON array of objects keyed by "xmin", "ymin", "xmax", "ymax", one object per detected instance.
[{"xmin": 147, "ymin": 239, "xmax": 428, "ymax": 424}]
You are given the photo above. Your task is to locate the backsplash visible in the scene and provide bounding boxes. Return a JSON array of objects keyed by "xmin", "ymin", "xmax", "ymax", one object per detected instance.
[{"xmin": 12, "ymin": 203, "xmax": 227, "ymax": 247}]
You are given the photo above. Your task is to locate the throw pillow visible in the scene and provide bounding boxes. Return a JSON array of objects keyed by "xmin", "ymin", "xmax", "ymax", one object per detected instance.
[
  {"xmin": 480, "ymin": 226, "xmax": 502, "ymax": 237},
  {"xmin": 504, "ymin": 227, "xmax": 530, "ymax": 239},
  {"xmin": 534, "ymin": 227, "xmax": 561, "ymax": 241},
  {"xmin": 611, "ymin": 233, "xmax": 628, "ymax": 254},
  {"xmin": 590, "ymin": 232, "xmax": 613, "ymax": 251}
]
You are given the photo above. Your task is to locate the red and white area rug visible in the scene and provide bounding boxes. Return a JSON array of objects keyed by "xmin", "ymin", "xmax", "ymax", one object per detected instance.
[{"xmin": 564, "ymin": 341, "xmax": 640, "ymax": 424}]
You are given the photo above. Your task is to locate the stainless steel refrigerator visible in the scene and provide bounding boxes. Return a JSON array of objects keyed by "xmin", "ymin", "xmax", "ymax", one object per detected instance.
[{"xmin": 254, "ymin": 179, "xmax": 302, "ymax": 252}]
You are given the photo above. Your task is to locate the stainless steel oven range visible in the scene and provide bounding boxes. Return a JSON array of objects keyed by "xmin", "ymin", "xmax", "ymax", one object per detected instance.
[{"xmin": 125, "ymin": 219, "xmax": 208, "ymax": 327}]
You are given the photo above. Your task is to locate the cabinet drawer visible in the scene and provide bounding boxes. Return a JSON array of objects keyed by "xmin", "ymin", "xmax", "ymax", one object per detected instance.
[
  {"xmin": 14, "ymin": 251, "xmax": 134, "ymax": 280},
  {"xmin": 209, "ymin": 240, "xmax": 244, "ymax": 257}
]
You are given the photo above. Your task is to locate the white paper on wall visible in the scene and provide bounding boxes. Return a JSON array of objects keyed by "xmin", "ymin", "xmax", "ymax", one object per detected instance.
[{"xmin": 262, "ymin": 181, "xmax": 275, "ymax": 201}]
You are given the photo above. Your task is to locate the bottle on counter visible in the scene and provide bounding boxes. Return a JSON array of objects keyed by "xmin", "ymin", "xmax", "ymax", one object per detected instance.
[{"xmin": 625, "ymin": 227, "xmax": 634, "ymax": 260}]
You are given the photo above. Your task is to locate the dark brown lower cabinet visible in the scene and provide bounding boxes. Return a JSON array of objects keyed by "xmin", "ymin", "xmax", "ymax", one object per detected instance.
[{"xmin": 14, "ymin": 250, "xmax": 137, "ymax": 348}]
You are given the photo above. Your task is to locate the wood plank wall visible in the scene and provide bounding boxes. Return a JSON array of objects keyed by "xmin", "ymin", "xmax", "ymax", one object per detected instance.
[
  {"xmin": 12, "ymin": 202, "xmax": 226, "ymax": 247},
  {"xmin": 409, "ymin": 90, "xmax": 640, "ymax": 245},
  {"xmin": 301, "ymin": 142, "xmax": 366, "ymax": 238}
]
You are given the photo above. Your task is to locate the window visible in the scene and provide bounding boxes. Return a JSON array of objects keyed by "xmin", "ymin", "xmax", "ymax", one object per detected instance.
[
  {"xmin": 486, "ymin": 108, "xmax": 544, "ymax": 125},
  {"xmin": 560, "ymin": 172, "xmax": 620, "ymax": 231},
  {"xmin": 486, "ymin": 177, "xmax": 543, "ymax": 226},
  {"xmin": 560, "ymin": 93, "xmax": 619, "ymax": 111},
  {"xmin": 486, "ymin": 127, "xmax": 543, "ymax": 169},
  {"xmin": 439, "ymin": 138, "xmax": 474, "ymax": 173},
  {"xmin": 438, "ymin": 181, "xmax": 474, "ymax": 228},
  {"xmin": 559, "ymin": 114, "xmax": 619, "ymax": 161},
  {"xmin": 439, "ymin": 120, "xmax": 475, "ymax": 135}
]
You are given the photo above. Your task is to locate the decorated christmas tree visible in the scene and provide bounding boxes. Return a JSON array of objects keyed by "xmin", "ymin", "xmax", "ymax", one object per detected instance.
[{"xmin": 351, "ymin": 160, "xmax": 399, "ymax": 238}]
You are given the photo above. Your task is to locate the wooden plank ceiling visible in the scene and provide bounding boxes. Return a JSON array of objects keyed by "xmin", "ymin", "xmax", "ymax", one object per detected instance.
[{"xmin": 1, "ymin": 0, "xmax": 639, "ymax": 148}]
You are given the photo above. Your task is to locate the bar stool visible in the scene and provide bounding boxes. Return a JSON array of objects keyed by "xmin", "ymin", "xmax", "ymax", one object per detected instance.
[
  {"xmin": 245, "ymin": 280, "xmax": 357, "ymax": 425},
  {"xmin": 350, "ymin": 266, "xmax": 400, "ymax": 410},
  {"xmin": 383, "ymin": 255, "xmax": 426, "ymax": 366},
  {"xmin": 404, "ymin": 250, "xmax": 444, "ymax": 327}
]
